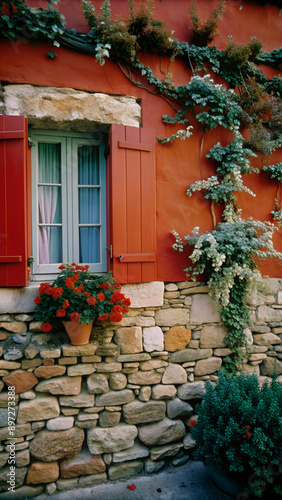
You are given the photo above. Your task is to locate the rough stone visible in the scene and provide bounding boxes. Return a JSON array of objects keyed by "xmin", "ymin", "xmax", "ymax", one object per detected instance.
[
  {"xmin": 0, "ymin": 360, "xmax": 21, "ymax": 370},
  {"xmin": 166, "ymin": 398, "xmax": 193, "ymax": 419},
  {"xmin": 56, "ymin": 478, "xmax": 78, "ymax": 491},
  {"xmin": 95, "ymin": 344, "xmax": 120, "ymax": 357},
  {"xmin": 67, "ymin": 364, "xmax": 96, "ymax": 376},
  {"xmin": 3, "ymin": 370, "xmax": 38, "ymax": 394},
  {"xmin": 108, "ymin": 460, "xmax": 143, "ymax": 480},
  {"xmin": 113, "ymin": 443, "xmax": 150, "ymax": 463},
  {"xmin": 87, "ymin": 424, "xmax": 138, "ymax": 454},
  {"xmin": 0, "ymin": 392, "xmax": 19, "ymax": 407},
  {"xmin": 0, "ymin": 485, "xmax": 44, "ymax": 498},
  {"xmin": 253, "ymin": 333, "xmax": 281, "ymax": 346},
  {"xmin": 139, "ymin": 359, "xmax": 167, "ymax": 371},
  {"xmin": 60, "ymin": 450, "xmax": 106, "ymax": 478},
  {"xmin": 60, "ymin": 390, "xmax": 95, "ymax": 408},
  {"xmin": 142, "ymin": 327, "xmax": 164, "ymax": 352},
  {"xmin": 121, "ymin": 282, "xmax": 164, "ymax": 308},
  {"xmin": 99, "ymin": 411, "xmax": 121, "ymax": 428},
  {"xmin": 190, "ymin": 295, "xmax": 221, "ymax": 324},
  {"xmin": 40, "ymin": 348, "xmax": 61, "ymax": 359},
  {"xmin": 155, "ymin": 308, "xmax": 189, "ymax": 327},
  {"xmin": 138, "ymin": 418, "xmax": 186, "ymax": 446},
  {"xmin": 199, "ymin": 325, "xmax": 227, "ymax": 348},
  {"xmin": 15, "ymin": 449, "xmax": 30, "ymax": 468},
  {"xmin": 0, "ymin": 285, "xmax": 38, "ymax": 314},
  {"xmin": 169, "ymin": 348, "xmax": 212, "ymax": 363},
  {"xmin": 260, "ymin": 356, "xmax": 282, "ymax": 376},
  {"xmin": 96, "ymin": 362, "xmax": 122, "ymax": 373},
  {"xmin": 127, "ymin": 370, "xmax": 162, "ymax": 385},
  {"xmin": 194, "ymin": 357, "xmax": 222, "ymax": 376},
  {"xmin": 177, "ymin": 381, "xmax": 206, "ymax": 400},
  {"xmin": 0, "ymin": 466, "xmax": 27, "ymax": 491},
  {"xmin": 183, "ymin": 434, "xmax": 196, "ymax": 450},
  {"xmin": 78, "ymin": 473, "xmax": 107, "ymax": 487},
  {"xmin": 26, "ymin": 461, "xmax": 59, "ymax": 484},
  {"xmin": 108, "ymin": 373, "xmax": 127, "ymax": 390},
  {"xmin": 154, "ymin": 383, "xmax": 178, "ymax": 401},
  {"xmin": 62, "ymin": 344, "xmax": 97, "ymax": 357},
  {"xmin": 95, "ymin": 389, "xmax": 135, "ymax": 407},
  {"xmin": 115, "ymin": 327, "xmax": 143, "ymax": 353},
  {"xmin": 86, "ymin": 374, "xmax": 109, "ymax": 394},
  {"xmin": 138, "ymin": 386, "xmax": 152, "ymax": 402},
  {"xmin": 117, "ymin": 353, "xmax": 151, "ymax": 362},
  {"xmin": 164, "ymin": 327, "xmax": 192, "ymax": 352},
  {"xmin": 33, "ymin": 365, "xmax": 66, "ymax": 379},
  {"xmin": 0, "ymin": 423, "xmax": 31, "ymax": 441},
  {"xmin": 0, "ymin": 453, "xmax": 9, "ymax": 468},
  {"xmin": 123, "ymin": 400, "xmax": 166, "ymax": 424},
  {"xmin": 4, "ymin": 85, "xmax": 141, "ymax": 129},
  {"xmin": 257, "ymin": 305, "xmax": 282, "ymax": 322},
  {"xmin": 29, "ymin": 427, "xmax": 84, "ymax": 461},
  {"xmin": 17, "ymin": 396, "xmax": 60, "ymax": 424},
  {"xmin": 36, "ymin": 376, "xmax": 81, "ymax": 395},
  {"xmin": 162, "ymin": 364, "xmax": 187, "ymax": 384},
  {"xmin": 145, "ymin": 459, "xmax": 165, "ymax": 473},
  {"xmin": 46, "ymin": 417, "xmax": 74, "ymax": 431},
  {"xmin": 150, "ymin": 442, "xmax": 183, "ymax": 461},
  {"xmin": 0, "ymin": 321, "xmax": 27, "ymax": 334}
]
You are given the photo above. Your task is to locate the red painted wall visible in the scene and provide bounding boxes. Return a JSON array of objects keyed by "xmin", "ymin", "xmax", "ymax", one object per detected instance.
[{"xmin": 0, "ymin": 0, "xmax": 281, "ymax": 281}]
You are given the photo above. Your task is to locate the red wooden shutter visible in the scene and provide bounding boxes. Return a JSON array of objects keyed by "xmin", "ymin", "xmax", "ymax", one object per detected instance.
[
  {"xmin": 110, "ymin": 124, "xmax": 156, "ymax": 283},
  {"xmin": 0, "ymin": 115, "xmax": 31, "ymax": 286}
]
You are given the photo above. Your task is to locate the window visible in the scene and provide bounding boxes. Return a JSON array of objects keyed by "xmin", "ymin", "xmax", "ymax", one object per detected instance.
[{"xmin": 30, "ymin": 130, "xmax": 107, "ymax": 280}]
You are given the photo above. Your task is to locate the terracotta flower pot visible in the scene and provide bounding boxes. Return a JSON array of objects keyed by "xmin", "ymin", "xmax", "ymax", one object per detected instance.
[{"xmin": 62, "ymin": 320, "xmax": 93, "ymax": 345}]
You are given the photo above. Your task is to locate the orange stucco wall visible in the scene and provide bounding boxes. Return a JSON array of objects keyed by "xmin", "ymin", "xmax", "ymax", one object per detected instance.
[{"xmin": 1, "ymin": 0, "xmax": 281, "ymax": 281}]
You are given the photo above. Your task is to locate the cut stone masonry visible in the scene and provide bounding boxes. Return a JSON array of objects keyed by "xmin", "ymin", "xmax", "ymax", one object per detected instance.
[{"xmin": 0, "ymin": 278, "xmax": 281, "ymax": 497}]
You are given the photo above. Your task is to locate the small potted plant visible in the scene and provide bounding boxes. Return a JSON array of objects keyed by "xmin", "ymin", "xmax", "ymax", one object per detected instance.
[
  {"xmin": 190, "ymin": 373, "xmax": 282, "ymax": 499},
  {"xmin": 33, "ymin": 263, "xmax": 131, "ymax": 345}
]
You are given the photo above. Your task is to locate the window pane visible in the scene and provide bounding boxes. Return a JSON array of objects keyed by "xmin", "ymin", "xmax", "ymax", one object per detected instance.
[
  {"xmin": 39, "ymin": 227, "xmax": 62, "ymax": 264},
  {"xmin": 79, "ymin": 188, "xmax": 100, "ymax": 224},
  {"xmin": 38, "ymin": 143, "xmax": 61, "ymax": 183},
  {"xmin": 78, "ymin": 146, "xmax": 99, "ymax": 185},
  {"xmin": 79, "ymin": 227, "xmax": 100, "ymax": 263},
  {"xmin": 38, "ymin": 186, "xmax": 61, "ymax": 224}
]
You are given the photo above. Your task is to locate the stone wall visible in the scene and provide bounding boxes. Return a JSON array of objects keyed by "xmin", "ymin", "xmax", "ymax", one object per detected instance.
[{"xmin": 0, "ymin": 279, "xmax": 282, "ymax": 498}]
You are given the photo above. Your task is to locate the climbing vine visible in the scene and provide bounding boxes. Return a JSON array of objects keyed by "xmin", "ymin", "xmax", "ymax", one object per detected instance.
[{"xmin": 1, "ymin": 0, "xmax": 282, "ymax": 374}]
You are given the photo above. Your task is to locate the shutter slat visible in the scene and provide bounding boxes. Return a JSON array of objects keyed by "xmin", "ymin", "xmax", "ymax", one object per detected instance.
[
  {"xmin": 0, "ymin": 115, "xmax": 30, "ymax": 286},
  {"xmin": 110, "ymin": 124, "xmax": 156, "ymax": 284}
]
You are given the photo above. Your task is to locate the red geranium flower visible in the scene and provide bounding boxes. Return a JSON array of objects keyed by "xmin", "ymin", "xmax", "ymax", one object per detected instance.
[
  {"xmin": 73, "ymin": 273, "xmax": 79, "ymax": 281},
  {"xmin": 245, "ymin": 425, "xmax": 251, "ymax": 430},
  {"xmin": 58, "ymin": 264, "xmax": 66, "ymax": 270},
  {"xmin": 52, "ymin": 287, "xmax": 63, "ymax": 298},
  {"xmin": 39, "ymin": 283, "xmax": 51, "ymax": 295},
  {"xmin": 189, "ymin": 419, "xmax": 196, "ymax": 427},
  {"xmin": 127, "ymin": 484, "xmax": 136, "ymax": 491},
  {"xmin": 73, "ymin": 286, "xmax": 82, "ymax": 294},
  {"xmin": 65, "ymin": 277, "xmax": 74, "ymax": 289},
  {"xmin": 41, "ymin": 322, "xmax": 52, "ymax": 332},
  {"xmin": 83, "ymin": 291, "xmax": 90, "ymax": 297},
  {"xmin": 34, "ymin": 296, "xmax": 41, "ymax": 305},
  {"xmin": 70, "ymin": 312, "xmax": 80, "ymax": 321},
  {"xmin": 98, "ymin": 313, "xmax": 109, "ymax": 321},
  {"xmin": 97, "ymin": 292, "xmax": 105, "ymax": 301},
  {"xmin": 56, "ymin": 308, "xmax": 66, "ymax": 317},
  {"xmin": 87, "ymin": 297, "xmax": 97, "ymax": 305},
  {"xmin": 63, "ymin": 299, "xmax": 70, "ymax": 309},
  {"xmin": 45, "ymin": 287, "xmax": 54, "ymax": 295}
]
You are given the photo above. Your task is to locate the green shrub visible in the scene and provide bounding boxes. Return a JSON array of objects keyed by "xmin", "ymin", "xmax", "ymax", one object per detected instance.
[{"xmin": 191, "ymin": 373, "xmax": 282, "ymax": 498}]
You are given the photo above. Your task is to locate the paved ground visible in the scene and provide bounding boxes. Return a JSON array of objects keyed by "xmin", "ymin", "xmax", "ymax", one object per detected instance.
[{"xmin": 35, "ymin": 461, "xmax": 233, "ymax": 500}]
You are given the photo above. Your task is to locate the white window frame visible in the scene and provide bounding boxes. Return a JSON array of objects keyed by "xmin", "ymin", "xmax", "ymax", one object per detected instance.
[{"xmin": 30, "ymin": 130, "xmax": 107, "ymax": 281}]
